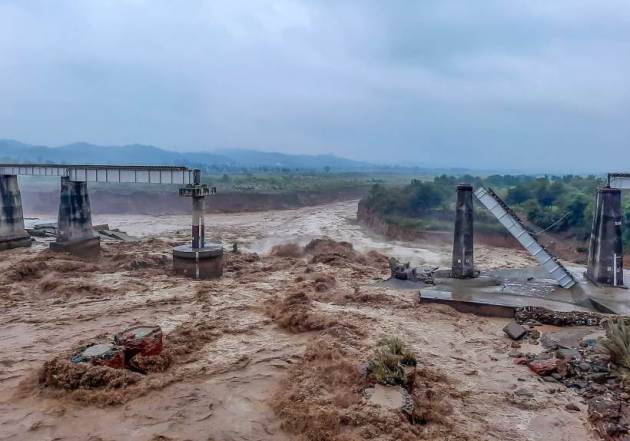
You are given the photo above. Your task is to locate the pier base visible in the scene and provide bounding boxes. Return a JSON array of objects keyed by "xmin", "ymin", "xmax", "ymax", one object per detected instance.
[{"xmin": 173, "ymin": 244, "xmax": 223, "ymax": 280}]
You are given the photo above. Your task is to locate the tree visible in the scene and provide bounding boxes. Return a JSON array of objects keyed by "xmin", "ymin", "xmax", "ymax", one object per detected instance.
[{"xmin": 506, "ymin": 184, "xmax": 533, "ymax": 205}]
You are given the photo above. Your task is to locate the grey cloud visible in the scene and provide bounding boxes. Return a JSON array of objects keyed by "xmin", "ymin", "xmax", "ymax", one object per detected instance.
[{"xmin": 0, "ymin": 0, "xmax": 629, "ymax": 172}]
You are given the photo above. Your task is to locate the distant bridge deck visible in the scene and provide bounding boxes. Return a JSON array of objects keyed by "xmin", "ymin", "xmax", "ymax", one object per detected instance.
[
  {"xmin": 0, "ymin": 164, "xmax": 195, "ymax": 185},
  {"xmin": 609, "ymin": 173, "xmax": 630, "ymax": 190}
]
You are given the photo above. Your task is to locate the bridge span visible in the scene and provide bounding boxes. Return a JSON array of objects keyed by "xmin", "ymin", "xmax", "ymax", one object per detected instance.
[{"xmin": 0, "ymin": 163, "xmax": 221, "ymax": 278}]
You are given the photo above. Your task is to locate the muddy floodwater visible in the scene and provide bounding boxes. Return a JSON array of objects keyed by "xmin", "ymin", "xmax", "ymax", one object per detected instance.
[{"xmin": 0, "ymin": 201, "xmax": 598, "ymax": 441}]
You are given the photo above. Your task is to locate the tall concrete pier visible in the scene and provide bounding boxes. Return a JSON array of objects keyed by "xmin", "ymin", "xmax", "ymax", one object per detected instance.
[
  {"xmin": 0, "ymin": 175, "xmax": 31, "ymax": 250},
  {"xmin": 587, "ymin": 187, "xmax": 624, "ymax": 286},
  {"xmin": 50, "ymin": 177, "xmax": 100, "ymax": 255},
  {"xmin": 451, "ymin": 184, "xmax": 475, "ymax": 278}
]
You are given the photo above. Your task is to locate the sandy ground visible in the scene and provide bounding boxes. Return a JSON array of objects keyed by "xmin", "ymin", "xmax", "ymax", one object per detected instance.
[{"xmin": 0, "ymin": 201, "xmax": 599, "ymax": 441}]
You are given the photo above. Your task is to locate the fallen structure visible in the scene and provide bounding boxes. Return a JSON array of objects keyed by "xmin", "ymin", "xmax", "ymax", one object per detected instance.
[{"xmin": 474, "ymin": 186, "xmax": 576, "ymax": 289}]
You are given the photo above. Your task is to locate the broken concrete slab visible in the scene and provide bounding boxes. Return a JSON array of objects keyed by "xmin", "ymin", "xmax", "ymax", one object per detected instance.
[
  {"xmin": 388, "ymin": 257, "xmax": 437, "ymax": 284},
  {"xmin": 503, "ymin": 321, "xmax": 527, "ymax": 340},
  {"xmin": 419, "ymin": 289, "xmax": 594, "ymax": 318},
  {"xmin": 71, "ymin": 343, "xmax": 125, "ymax": 369}
]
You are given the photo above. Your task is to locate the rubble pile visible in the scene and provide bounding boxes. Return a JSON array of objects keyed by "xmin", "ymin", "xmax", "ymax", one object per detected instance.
[
  {"xmin": 515, "ymin": 307, "xmax": 606, "ymax": 326},
  {"xmin": 504, "ymin": 319, "xmax": 630, "ymax": 439},
  {"xmin": 40, "ymin": 324, "xmax": 167, "ymax": 391},
  {"xmin": 388, "ymin": 257, "xmax": 437, "ymax": 284}
]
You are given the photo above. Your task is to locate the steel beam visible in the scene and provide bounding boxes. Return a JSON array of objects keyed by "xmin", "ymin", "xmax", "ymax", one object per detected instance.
[{"xmin": 0, "ymin": 164, "xmax": 194, "ymax": 185}]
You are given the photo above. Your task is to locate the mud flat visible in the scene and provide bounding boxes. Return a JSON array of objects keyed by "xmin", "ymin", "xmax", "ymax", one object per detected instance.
[{"xmin": 0, "ymin": 201, "xmax": 599, "ymax": 440}]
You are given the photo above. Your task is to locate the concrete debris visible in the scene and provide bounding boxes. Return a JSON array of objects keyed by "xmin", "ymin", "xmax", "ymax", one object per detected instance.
[
  {"xmin": 388, "ymin": 257, "xmax": 437, "ymax": 284},
  {"xmin": 516, "ymin": 325, "xmax": 630, "ymax": 439},
  {"xmin": 114, "ymin": 325, "xmax": 163, "ymax": 357},
  {"xmin": 26, "ymin": 221, "xmax": 138, "ymax": 242},
  {"xmin": 97, "ymin": 228, "xmax": 139, "ymax": 242},
  {"xmin": 72, "ymin": 325, "xmax": 164, "ymax": 372},
  {"xmin": 71, "ymin": 343, "xmax": 125, "ymax": 369},
  {"xmin": 503, "ymin": 321, "xmax": 527, "ymax": 340},
  {"xmin": 527, "ymin": 358, "xmax": 557, "ymax": 376},
  {"xmin": 515, "ymin": 306, "xmax": 606, "ymax": 326}
]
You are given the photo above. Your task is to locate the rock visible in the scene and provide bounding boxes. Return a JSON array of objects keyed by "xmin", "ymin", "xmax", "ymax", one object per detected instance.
[
  {"xmin": 529, "ymin": 329, "xmax": 541, "ymax": 339},
  {"xmin": 527, "ymin": 358, "xmax": 557, "ymax": 376},
  {"xmin": 556, "ymin": 348, "xmax": 580, "ymax": 361},
  {"xmin": 508, "ymin": 351, "xmax": 523, "ymax": 358},
  {"xmin": 565, "ymin": 403, "xmax": 580, "ymax": 412},
  {"xmin": 511, "ymin": 342, "xmax": 521, "ymax": 349},
  {"xmin": 543, "ymin": 376, "xmax": 557, "ymax": 383},
  {"xmin": 514, "ymin": 388, "xmax": 534, "ymax": 398},
  {"xmin": 504, "ymin": 322, "xmax": 527, "ymax": 340}
]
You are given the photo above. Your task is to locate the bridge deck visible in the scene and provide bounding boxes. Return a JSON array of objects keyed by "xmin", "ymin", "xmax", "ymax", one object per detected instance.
[
  {"xmin": 609, "ymin": 173, "xmax": 630, "ymax": 190},
  {"xmin": 0, "ymin": 164, "xmax": 194, "ymax": 185}
]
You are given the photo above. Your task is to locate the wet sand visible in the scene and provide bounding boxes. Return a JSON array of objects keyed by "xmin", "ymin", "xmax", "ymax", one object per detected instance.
[{"xmin": 0, "ymin": 201, "xmax": 597, "ymax": 441}]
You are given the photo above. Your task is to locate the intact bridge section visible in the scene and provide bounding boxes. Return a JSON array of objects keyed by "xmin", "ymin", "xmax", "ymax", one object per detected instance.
[{"xmin": 0, "ymin": 164, "xmax": 222, "ymax": 279}]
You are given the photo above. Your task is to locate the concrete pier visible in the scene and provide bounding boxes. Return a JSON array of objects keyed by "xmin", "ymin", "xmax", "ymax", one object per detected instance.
[
  {"xmin": 50, "ymin": 177, "xmax": 100, "ymax": 255},
  {"xmin": 0, "ymin": 175, "xmax": 31, "ymax": 250},
  {"xmin": 586, "ymin": 187, "xmax": 624, "ymax": 287},
  {"xmin": 173, "ymin": 170, "xmax": 223, "ymax": 279},
  {"xmin": 451, "ymin": 184, "xmax": 475, "ymax": 278}
]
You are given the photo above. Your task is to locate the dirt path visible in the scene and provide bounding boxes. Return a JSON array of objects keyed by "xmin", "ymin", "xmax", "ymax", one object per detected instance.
[{"xmin": 0, "ymin": 201, "xmax": 597, "ymax": 441}]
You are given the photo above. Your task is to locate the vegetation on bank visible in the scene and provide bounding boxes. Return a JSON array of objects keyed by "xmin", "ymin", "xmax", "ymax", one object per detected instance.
[{"xmin": 361, "ymin": 174, "xmax": 630, "ymax": 249}]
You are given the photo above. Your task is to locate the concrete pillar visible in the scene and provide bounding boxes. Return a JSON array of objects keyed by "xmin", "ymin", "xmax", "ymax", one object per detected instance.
[
  {"xmin": 587, "ymin": 187, "xmax": 623, "ymax": 286},
  {"xmin": 50, "ymin": 177, "xmax": 100, "ymax": 255},
  {"xmin": 173, "ymin": 169, "xmax": 223, "ymax": 279},
  {"xmin": 192, "ymin": 196, "xmax": 205, "ymax": 249},
  {"xmin": 451, "ymin": 184, "xmax": 475, "ymax": 278},
  {"xmin": 191, "ymin": 168, "xmax": 205, "ymax": 249},
  {"xmin": 0, "ymin": 175, "xmax": 31, "ymax": 250}
]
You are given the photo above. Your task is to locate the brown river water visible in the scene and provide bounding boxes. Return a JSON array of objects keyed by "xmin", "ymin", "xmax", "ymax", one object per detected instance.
[{"xmin": 0, "ymin": 201, "xmax": 597, "ymax": 441}]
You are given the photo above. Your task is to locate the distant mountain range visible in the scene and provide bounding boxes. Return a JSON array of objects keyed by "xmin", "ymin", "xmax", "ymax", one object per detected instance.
[{"xmin": 0, "ymin": 139, "xmax": 373, "ymax": 171}]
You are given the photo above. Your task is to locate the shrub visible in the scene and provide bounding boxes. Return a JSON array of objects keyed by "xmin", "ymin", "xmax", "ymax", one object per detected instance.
[{"xmin": 602, "ymin": 319, "xmax": 630, "ymax": 370}]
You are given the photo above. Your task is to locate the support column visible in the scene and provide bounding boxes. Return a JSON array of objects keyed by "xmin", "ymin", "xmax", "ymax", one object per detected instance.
[
  {"xmin": 50, "ymin": 177, "xmax": 100, "ymax": 255},
  {"xmin": 587, "ymin": 187, "xmax": 624, "ymax": 286},
  {"xmin": 451, "ymin": 184, "xmax": 475, "ymax": 278},
  {"xmin": 0, "ymin": 175, "xmax": 31, "ymax": 250},
  {"xmin": 173, "ymin": 170, "xmax": 223, "ymax": 279}
]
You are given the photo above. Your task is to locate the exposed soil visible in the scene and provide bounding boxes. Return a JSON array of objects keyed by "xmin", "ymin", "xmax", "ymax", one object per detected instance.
[{"xmin": 0, "ymin": 201, "xmax": 601, "ymax": 440}]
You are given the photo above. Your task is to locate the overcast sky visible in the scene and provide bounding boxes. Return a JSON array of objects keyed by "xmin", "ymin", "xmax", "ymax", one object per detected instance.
[{"xmin": 1, "ymin": 1, "xmax": 629, "ymax": 172}]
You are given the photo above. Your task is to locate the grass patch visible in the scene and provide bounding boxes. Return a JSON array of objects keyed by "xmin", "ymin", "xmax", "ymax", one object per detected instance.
[{"xmin": 602, "ymin": 319, "xmax": 630, "ymax": 370}]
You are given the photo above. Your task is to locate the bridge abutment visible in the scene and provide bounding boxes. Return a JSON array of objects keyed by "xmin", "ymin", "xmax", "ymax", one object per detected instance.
[
  {"xmin": 50, "ymin": 177, "xmax": 100, "ymax": 255},
  {"xmin": 586, "ymin": 187, "xmax": 624, "ymax": 287},
  {"xmin": 451, "ymin": 184, "xmax": 475, "ymax": 278},
  {"xmin": 0, "ymin": 175, "xmax": 31, "ymax": 250}
]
